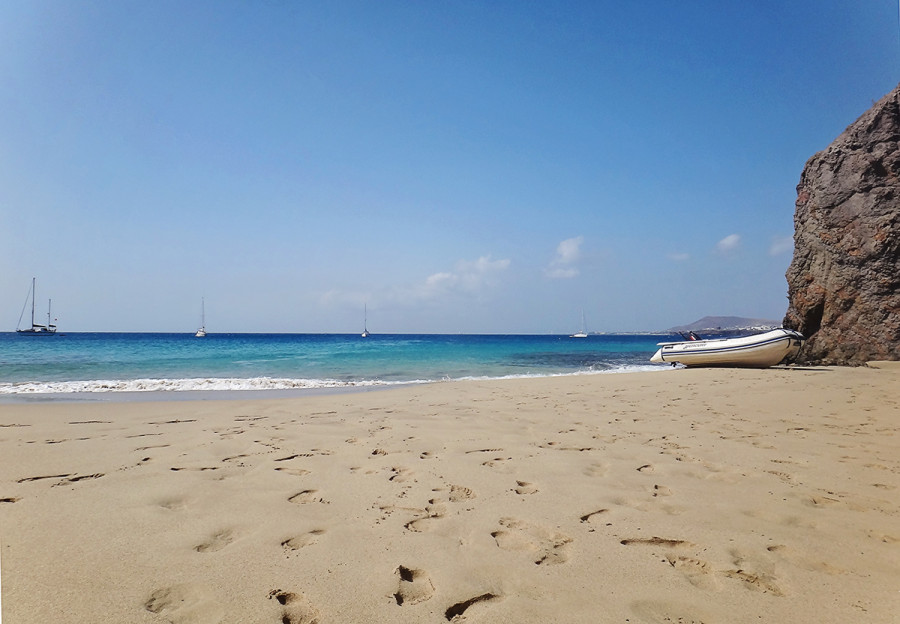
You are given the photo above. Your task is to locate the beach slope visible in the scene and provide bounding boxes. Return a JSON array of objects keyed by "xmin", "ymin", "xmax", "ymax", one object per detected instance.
[{"xmin": 1, "ymin": 366, "xmax": 898, "ymax": 623}]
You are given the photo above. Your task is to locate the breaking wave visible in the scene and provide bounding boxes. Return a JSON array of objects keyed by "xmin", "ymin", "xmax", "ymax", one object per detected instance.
[{"xmin": 0, "ymin": 365, "xmax": 665, "ymax": 395}]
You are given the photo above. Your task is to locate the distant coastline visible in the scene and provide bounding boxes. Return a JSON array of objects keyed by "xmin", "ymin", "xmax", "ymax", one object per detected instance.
[{"xmin": 666, "ymin": 315, "xmax": 781, "ymax": 333}]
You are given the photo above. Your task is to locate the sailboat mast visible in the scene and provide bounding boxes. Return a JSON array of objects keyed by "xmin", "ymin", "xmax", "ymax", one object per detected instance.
[{"xmin": 31, "ymin": 277, "xmax": 36, "ymax": 326}]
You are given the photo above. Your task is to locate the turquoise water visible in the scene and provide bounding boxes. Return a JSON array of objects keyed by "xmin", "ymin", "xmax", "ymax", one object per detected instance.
[{"xmin": 0, "ymin": 332, "xmax": 672, "ymax": 395}]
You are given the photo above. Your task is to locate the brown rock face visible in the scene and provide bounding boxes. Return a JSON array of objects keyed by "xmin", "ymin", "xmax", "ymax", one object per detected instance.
[{"xmin": 783, "ymin": 84, "xmax": 900, "ymax": 365}]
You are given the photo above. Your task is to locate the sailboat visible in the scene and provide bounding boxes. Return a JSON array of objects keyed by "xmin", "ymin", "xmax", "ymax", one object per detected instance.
[
  {"xmin": 570, "ymin": 309, "xmax": 588, "ymax": 338},
  {"xmin": 361, "ymin": 304, "xmax": 370, "ymax": 337},
  {"xmin": 16, "ymin": 278, "xmax": 57, "ymax": 335},
  {"xmin": 195, "ymin": 298, "xmax": 207, "ymax": 337}
]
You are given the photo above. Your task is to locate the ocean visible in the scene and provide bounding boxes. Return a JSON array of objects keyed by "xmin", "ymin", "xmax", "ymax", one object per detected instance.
[{"xmin": 0, "ymin": 332, "xmax": 673, "ymax": 398}]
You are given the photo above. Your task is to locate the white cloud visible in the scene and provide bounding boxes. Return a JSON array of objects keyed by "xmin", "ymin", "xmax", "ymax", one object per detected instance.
[
  {"xmin": 424, "ymin": 271, "xmax": 456, "ymax": 289},
  {"xmin": 316, "ymin": 255, "xmax": 510, "ymax": 309},
  {"xmin": 769, "ymin": 235, "xmax": 793, "ymax": 256},
  {"xmin": 421, "ymin": 255, "xmax": 510, "ymax": 298},
  {"xmin": 546, "ymin": 236, "xmax": 584, "ymax": 279},
  {"xmin": 555, "ymin": 236, "xmax": 583, "ymax": 264},
  {"xmin": 716, "ymin": 234, "xmax": 741, "ymax": 253},
  {"xmin": 668, "ymin": 252, "xmax": 690, "ymax": 262}
]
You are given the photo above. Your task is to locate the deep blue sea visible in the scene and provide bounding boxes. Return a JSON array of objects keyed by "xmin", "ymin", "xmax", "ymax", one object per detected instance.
[{"xmin": 0, "ymin": 332, "xmax": 673, "ymax": 396}]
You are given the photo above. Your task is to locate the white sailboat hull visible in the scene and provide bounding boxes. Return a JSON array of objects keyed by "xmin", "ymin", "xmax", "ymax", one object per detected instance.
[
  {"xmin": 17, "ymin": 327, "xmax": 57, "ymax": 335},
  {"xmin": 650, "ymin": 329, "xmax": 804, "ymax": 368}
]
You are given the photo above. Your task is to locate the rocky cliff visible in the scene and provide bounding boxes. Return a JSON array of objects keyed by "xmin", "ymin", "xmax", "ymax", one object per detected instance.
[{"xmin": 783, "ymin": 84, "xmax": 900, "ymax": 365}]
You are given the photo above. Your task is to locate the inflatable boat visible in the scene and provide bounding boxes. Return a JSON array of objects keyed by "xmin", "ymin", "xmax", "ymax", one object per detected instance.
[{"xmin": 650, "ymin": 329, "xmax": 804, "ymax": 368}]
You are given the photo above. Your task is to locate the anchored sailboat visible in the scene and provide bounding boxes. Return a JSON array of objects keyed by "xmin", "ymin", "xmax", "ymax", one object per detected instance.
[
  {"xmin": 16, "ymin": 278, "xmax": 57, "ymax": 335},
  {"xmin": 570, "ymin": 309, "xmax": 588, "ymax": 338},
  {"xmin": 361, "ymin": 304, "xmax": 370, "ymax": 337},
  {"xmin": 195, "ymin": 298, "xmax": 207, "ymax": 337}
]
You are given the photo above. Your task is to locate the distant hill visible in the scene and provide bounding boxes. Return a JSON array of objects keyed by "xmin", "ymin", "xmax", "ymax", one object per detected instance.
[{"xmin": 668, "ymin": 316, "xmax": 780, "ymax": 332}]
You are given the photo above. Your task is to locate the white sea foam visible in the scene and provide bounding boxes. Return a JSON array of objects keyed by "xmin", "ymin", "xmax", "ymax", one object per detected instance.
[
  {"xmin": 0, "ymin": 365, "xmax": 667, "ymax": 395},
  {"xmin": 455, "ymin": 364, "xmax": 668, "ymax": 382},
  {"xmin": 0, "ymin": 377, "xmax": 425, "ymax": 394}
]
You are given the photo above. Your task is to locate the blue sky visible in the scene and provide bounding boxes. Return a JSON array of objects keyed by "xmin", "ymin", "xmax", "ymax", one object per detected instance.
[{"xmin": 2, "ymin": 1, "xmax": 898, "ymax": 333}]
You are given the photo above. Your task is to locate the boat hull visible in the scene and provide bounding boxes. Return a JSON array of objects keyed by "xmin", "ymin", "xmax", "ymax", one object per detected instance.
[{"xmin": 650, "ymin": 329, "xmax": 804, "ymax": 368}]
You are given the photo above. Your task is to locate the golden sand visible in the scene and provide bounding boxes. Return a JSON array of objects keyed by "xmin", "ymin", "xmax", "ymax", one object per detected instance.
[{"xmin": 1, "ymin": 366, "xmax": 898, "ymax": 623}]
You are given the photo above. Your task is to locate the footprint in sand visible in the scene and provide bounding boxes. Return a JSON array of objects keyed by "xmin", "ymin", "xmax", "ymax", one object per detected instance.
[
  {"xmin": 389, "ymin": 466, "xmax": 414, "ymax": 483},
  {"xmin": 481, "ymin": 457, "xmax": 513, "ymax": 471},
  {"xmin": 405, "ymin": 499, "xmax": 447, "ymax": 532},
  {"xmin": 135, "ymin": 443, "xmax": 170, "ymax": 451},
  {"xmin": 652, "ymin": 484, "xmax": 672, "ymax": 497},
  {"xmin": 57, "ymin": 473, "xmax": 105, "ymax": 486},
  {"xmin": 491, "ymin": 517, "xmax": 572, "ymax": 565},
  {"xmin": 722, "ymin": 568, "xmax": 787, "ymax": 597},
  {"xmin": 579, "ymin": 509, "xmax": 609, "ymax": 525},
  {"xmin": 275, "ymin": 467, "xmax": 311, "ymax": 477},
  {"xmin": 766, "ymin": 469, "xmax": 796, "ymax": 484},
  {"xmin": 393, "ymin": 565, "xmax": 435, "ymax": 605},
  {"xmin": 514, "ymin": 480, "xmax": 538, "ymax": 495},
  {"xmin": 620, "ymin": 537, "xmax": 693, "ymax": 548},
  {"xmin": 665, "ymin": 554, "xmax": 721, "ymax": 590},
  {"xmin": 195, "ymin": 529, "xmax": 236, "ymax": 553},
  {"xmin": 444, "ymin": 593, "xmax": 503, "ymax": 621},
  {"xmin": 803, "ymin": 494, "xmax": 842, "ymax": 508},
  {"xmin": 17, "ymin": 473, "xmax": 72, "ymax": 483},
  {"xmin": 282, "ymin": 529, "xmax": 325, "ymax": 553},
  {"xmin": 583, "ymin": 462, "xmax": 609, "ymax": 477},
  {"xmin": 267, "ymin": 590, "xmax": 320, "ymax": 624},
  {"xmin": 145, "ymin": 584, "xmax": 224, "ymax": 624},
  {"xmin": 448, "ymin": 484, "xmax": 476, "ymax": 502},
  {"xmin": 288, "ymin": 490, "xmax": 327, "ymax": 504},
  {"xmin": 158, "ymin": 497, "xmax": 187, "ymax": 511},
  {"xmin": 723, "ymin": 549, "xmax": 788, "ymax": 596}
]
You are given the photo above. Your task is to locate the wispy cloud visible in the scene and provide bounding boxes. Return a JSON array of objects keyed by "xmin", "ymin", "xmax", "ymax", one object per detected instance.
[
  {"xmin": 715, "ymin": 234, "xmax": 741, "ymax": 253},
  {"xmin": 769, "ymin": 235, "xmax": 793, "ymax": 256},
  {"xmin": 668, "ymin": 252, "xmax": 690, "ymax": 262},
  {"xmin": 317, "ymin": 255, "xmax": 510, "ymax": 309},
  {"xmin": 421, "ymin": 255, "xmax": 511, "ymax": 297},
  {"xmin": 545, "ymin": 236, "xmax": 583, "ymax": 279}
]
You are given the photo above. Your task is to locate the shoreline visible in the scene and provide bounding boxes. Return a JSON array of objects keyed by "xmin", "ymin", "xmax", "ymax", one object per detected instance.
[
  {"xmin": 0, "ymin": 366, "xmax": 667, "ymax": 404},
  {"xmin": 0, "ymin": 383, "xmax": 399, "ymax": 405},
  {"xmin": 1, "ymin": 366, "xmax": 897, "ymax": 623}
]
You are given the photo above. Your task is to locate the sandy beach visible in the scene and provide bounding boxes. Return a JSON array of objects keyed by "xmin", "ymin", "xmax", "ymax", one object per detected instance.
[{"xmin": 1, "ymin": 365, "xmax": 898, "ymax": 623}]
